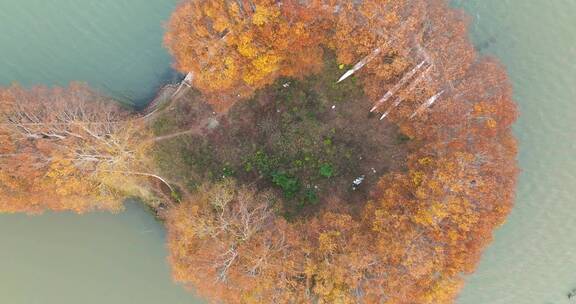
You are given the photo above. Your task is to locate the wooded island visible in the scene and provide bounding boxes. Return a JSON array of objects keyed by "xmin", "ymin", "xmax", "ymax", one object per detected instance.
[{"xmin": 0, "ymin": 0, "xmax": 518, "ymax": 303}]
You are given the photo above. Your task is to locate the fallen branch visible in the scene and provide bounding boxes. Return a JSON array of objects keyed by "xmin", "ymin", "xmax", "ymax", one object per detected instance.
[
  {"xmin": 337, "ymin": 47, "xmax": 382, "ymax": 83},
  {"xmin": 410, "ymin": 90, "xmax": 445, "ymax": 119},
  {"xmin": 371, "ymin": 60, "xmax": 427, "ymax": 113},
  {"xmin": 170, "ymin": 72, "xmax": 194, "ymax": 100},
  {"xmin": 379, "ymin": 65, "xmax": 432, "ymax": 120},
  {"xmin": 100, "ymin": 170, "xmax": 175, "ymax": 194}
]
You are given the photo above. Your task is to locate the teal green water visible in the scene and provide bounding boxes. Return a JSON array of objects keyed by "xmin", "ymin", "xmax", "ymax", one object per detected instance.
[
  {"xmin": 454, "ymin": 1, "xmax": 576, "ymax": 303},
  {"xmin": 0, "ymin": 1, "xmax": 575, "ymax": 303},
  {"xmin": 0, "ymin": 1, "xmax": 203, "ymax": 303},
  {"xmin": 0, "ymin": 0, "xmax": 181, "ymax": 106},
  {"xmin": 0, "ymin": 204, "xmax": 202, "ymax": 303}
]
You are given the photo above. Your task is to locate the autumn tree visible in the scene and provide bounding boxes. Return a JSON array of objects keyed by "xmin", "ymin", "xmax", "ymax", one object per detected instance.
[
  {"xmin": 0, "ymin": 0, "xmax": 518, "ymax": 303},
  {"xmin": 167, "ymin": 181, "xmax": 382, "ymax": 303},
  {"xmin": 164, "ymin": 0, "xmax": 334, "ymax": 110},
  {"xmin": 0, "ymin": 83, "xmax": 166, "ymax": 214},
  {"xmin": 329, "ymin": 0, "xmax": 517, "ymax": 301},
  {"xmin": 166, "ymin": 180, "xmax": 304, "ymax": 303},
  {"xmin": 162, "ymin": 0, "xmax": 518, "ymax": 303}
]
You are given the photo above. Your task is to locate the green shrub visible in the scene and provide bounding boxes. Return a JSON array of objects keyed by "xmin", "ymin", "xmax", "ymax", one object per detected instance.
[
  {"xmin": 271, "ymin": 172, "xmax": 300, "ymax": 198},
  {"xmin": 304, "ymin": 189, "xmax": 319, "ymax": 204},
  {"xmin": 222, "ymin": 164, "xmax": 235, "ymax": 178},
  {"xmin": 319, "ymin": 163, "xmax": 334, "ymax": 178}
]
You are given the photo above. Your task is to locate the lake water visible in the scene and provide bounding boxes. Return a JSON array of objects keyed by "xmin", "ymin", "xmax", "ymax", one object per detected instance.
[
  {"xmin": 453, "ymin": 1, "xmax": 576, "ymax": 303},
  {"xmin": 0, "ymin": 1, "xmax": 574, "ymax": 303},
  {"xmin": 0, "ymin": 203, "xmax": 202, "ymax": 303},
  {"xmin": 0, "ymin": 0, "xmax": 181, "ymax": 107},
  {"xmin": 0, "ymin": 1, "xmax": 203, "ymax": 303}
]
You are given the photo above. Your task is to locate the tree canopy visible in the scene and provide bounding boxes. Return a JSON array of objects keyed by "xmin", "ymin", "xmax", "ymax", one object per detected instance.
[
  {"xmin": 0, "ymin": 83, "xmax": 160, "ymax": 214},
  {"xmin": 0, "ymin": 0, "xmax": 518, "ymax": 303},
  {"xmin": 161, "ymin": 0, "xmax": 518, "ymax": 303},
  {"xmin": 164, "ymin": 0, "xmax": 333, "ymax": 110}
]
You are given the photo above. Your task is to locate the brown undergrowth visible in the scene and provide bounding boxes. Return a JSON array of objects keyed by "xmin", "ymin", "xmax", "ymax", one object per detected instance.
[{"xmin": 152, "ymin": 55, "xmax": 410, "ymax": 219}]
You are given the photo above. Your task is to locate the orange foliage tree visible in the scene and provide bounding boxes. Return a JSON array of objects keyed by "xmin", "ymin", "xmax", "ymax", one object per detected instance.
[
  {"xmin": 162, "ymin": 0, "xmax": 518, "ymax": 303},
  {"xmin": 0, "ymin": 83, "xmax": 162, "ymax": 214},
  {"xmin": 166, "ymin": 180, "xmax": 304, "ymax": 303},
  {"xmin": 0, "ymin": 0, "xmax": 518, "ymax": 303},
  {"xmin": 166, "ymin": 180, "xmax": 382, "ymax": 303},
  {"xmin": 164, "ymin": 0, "xmax": 334, "ymax": 110}
]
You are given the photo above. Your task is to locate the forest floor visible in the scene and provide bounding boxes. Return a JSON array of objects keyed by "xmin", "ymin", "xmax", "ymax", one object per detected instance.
[{"xmin": 150, "ymin": 55, "xmax": 411, "ymax": 218}]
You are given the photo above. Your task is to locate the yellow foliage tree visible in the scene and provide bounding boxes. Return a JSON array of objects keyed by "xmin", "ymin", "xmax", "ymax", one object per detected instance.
[
  {"xmin": 164, "ymin": 0, "xmax": 332, "ymax": 110},
  {"xmin": 0, "ymin": 83, "xmax": 163, "ymax": 214}
]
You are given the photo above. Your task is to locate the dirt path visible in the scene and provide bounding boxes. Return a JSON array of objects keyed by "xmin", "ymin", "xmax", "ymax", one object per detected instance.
[{"xmin": 149, "ymin": 115, "xmax": 220, "ymax": 143}]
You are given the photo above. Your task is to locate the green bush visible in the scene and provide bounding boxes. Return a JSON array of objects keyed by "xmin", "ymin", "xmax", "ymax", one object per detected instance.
[
  {"xmin": 222, "ymin": 164, "xmax": 235, "ymax": 178},
  {"xmin": 252, "ymin": 151, "xmax": 277, "ymax": 176},
  {"xmin": 304, "ymin": 189, "xmax": 319, "ymax": 204},
  {"xmin": 319, "ymin": 163, "xmax": 334, "ymax": 178},
  {"xmin": 271, "ymin": 172, "xmax": 300, "ymax": 198}
]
